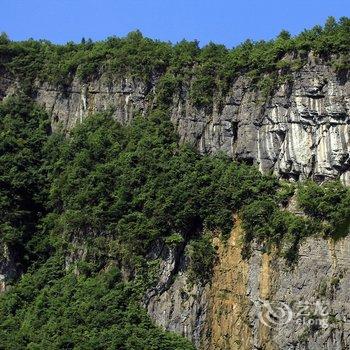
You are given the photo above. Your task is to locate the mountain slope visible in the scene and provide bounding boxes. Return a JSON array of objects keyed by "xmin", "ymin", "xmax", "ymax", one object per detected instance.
[{"xmin": 0, "ymin": 17, "xmax": 350, "ymax": 350}]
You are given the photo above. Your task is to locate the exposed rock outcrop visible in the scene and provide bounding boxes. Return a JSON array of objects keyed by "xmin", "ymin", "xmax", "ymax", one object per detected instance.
[
  {"xmin": 145, "ymin": 219, "xmax": 350, "ymax": 350},
  {"xmin": 0, "ymin": 243, "xmax": 18, "ymax": 292},
  {"xmin": 2, "ymin": 54, "xmax": 348, "ymax": 184},
  {"xmin": 0, "ymin": 54, "xmax": 349, "ymax": 349}
]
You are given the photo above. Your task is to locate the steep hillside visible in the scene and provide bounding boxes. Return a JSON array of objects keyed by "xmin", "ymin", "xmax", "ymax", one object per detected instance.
[
  {"xmin": 0, "ymin": 17, "xmax": 350, "ymax": 350},
  {"xmin": 1, "ymin": 17, "xmax": 349, "ymax": 184}
]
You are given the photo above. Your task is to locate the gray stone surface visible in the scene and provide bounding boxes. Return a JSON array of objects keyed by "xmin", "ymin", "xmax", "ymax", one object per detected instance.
[
  {"xmin": 0, "ymin": 243, "xmax": 18, "ymax": 292},
  {"xmin": 2, "ymin": 54, "xmax": 348, "ymax": 184},
  {"xmin": 144, "ymin": 234, "xmax": 350, "ymax": 349},
  {"xmin": 1, "ymin": 55, "xmax": 350, "ymax": 349},
  {"xmin": 245, "ymin": 236, "xmax": 350, "ymax": 350}
]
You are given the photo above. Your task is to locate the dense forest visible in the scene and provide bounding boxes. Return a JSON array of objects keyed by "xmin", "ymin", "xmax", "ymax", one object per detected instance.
[
  {"xmin": 1, "ymin": 16, "xmax": 349, "ymax": 108},
  {"xmin": 1, "ymin": 95, "xmax": 349, "ymax": 349},
  {"xmin": 0, "ymin": 17, "xmax": 350, "ymax": 349}
]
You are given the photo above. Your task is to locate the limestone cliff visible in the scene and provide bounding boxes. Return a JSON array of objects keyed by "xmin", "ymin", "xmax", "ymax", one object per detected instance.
[
  {"xmin": 1, "ymin": 53, "xmax": 348, "ymax": 184},
  {"xmin": 1, "ymin": 53, "xmax": 350, "ymax": 349},
  {"xmin": 145, "ymin": 218, "xmax": 350, "ymax": 350}
]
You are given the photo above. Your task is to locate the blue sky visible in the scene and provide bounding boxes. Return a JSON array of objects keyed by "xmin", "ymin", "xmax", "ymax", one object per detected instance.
[{"xmin": 1, "ymin": 0, "xmax": 349, "ymax": 47}]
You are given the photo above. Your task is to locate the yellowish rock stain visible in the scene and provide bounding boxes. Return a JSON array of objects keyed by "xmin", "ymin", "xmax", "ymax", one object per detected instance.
[{"xmin": 203, "ymin": 216, "xmax": 252, "ymax": 350}]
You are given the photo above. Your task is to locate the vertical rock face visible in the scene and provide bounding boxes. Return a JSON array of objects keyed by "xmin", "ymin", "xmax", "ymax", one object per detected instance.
[
  {"xmin": 250, "ymin": 237, "xmax": 350, "ymax": 350},
  {"xmin": 0, "ymin": 57, "xmax": 349, "ymax": 348},
  {"xmin": 34, "ymin": 76, "xmax": 152, "ymax": 131},
  {"xmin": 240, "ymin": 230, "xmax": 350, "ymax": 349},
  {"xmin": 144, "ymin": 245, "xmax": 209, "ymax": 347},
  {"xmin": 2, "ymin": 55, "xmax": 347, "ymax": 184},
  {"xmin": 145, "ymin": 220, "xmax": 350, "ymax": 350},
  {"xmin": 201, "ymin": 218, "xmax": 252, "ymax": 350},
  {"xmin": 171, "ymin": 62, "xmax": 350, "ymax": 185},
  {"xmin": 0, "ymin": 243, "xmax": 17, "ymax": 292}
]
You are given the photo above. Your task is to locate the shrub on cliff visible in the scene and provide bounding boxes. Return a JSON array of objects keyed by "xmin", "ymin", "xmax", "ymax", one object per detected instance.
[
  {"xmin": 1, "ymin": 17, "xmax": 349, "ymax": 104},
  {"xmin": 0, "ymin": 260, "xmax": 195, "ymax": 350},
  {"xmin": 0, "ymin": 95, "xmax": 51, "ymax": 270},
  {"xmin": 0, "ymin": 96, "xmax": 349, "ymax": 348},
  {"xmin": 298, "ymin": 181, "xmax": 350, "ymax": 237}
]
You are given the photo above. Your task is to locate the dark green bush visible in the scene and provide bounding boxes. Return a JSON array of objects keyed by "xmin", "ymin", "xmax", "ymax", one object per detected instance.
[
  {"xmin": 0, "ymin": 263, "xmax": 195, "ymax": 350},
  {"xmin": 0, "ymin": 95, "xmax": 52, "ymax": 269},
  {"xmin": 0, "ymin": 80, "xmax": 349, "ymax": 347},
  {"xmin": 298, "ymin": 181, "xmax": 350, "ymax": 237},
  {"xmin": 188, "ymin": 233, "xmax": 217, "ymax": 283},
  {"xmin": 1, "ymin": 17, "xmax": 349, "ymax": 107}
]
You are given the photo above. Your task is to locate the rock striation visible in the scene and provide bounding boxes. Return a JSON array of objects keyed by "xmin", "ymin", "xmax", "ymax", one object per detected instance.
[
  {"xmin": 1, "ymin": 54, "xmax": 348, "ymax": 184},
  {"xmin": 145, "ymin": 218, "xmax": 350, "ymax": 350},
  {"xmin": 1, "ymin": 54, "xmax": 350, "ymax": 349}
]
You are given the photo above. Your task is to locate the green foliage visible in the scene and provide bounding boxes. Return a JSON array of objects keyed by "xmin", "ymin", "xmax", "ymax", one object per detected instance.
[
  {"xmin": 0, "ymin": 31, "xmax": 173, "ymax": 87},
  {"xmin": 0, "ymin": 262, "xmax": 195, "ymax": 350},
  {"xmin": 298, "ymin": 181, "xmax": 350, "ymax": 238},
  {"xmin": 187, "ymin": 233, "xmax": 216, "ymax": 283},
  {"xmin": 0, "ymin": 32, "xmax": 10, "ymax": 45},
  {"xmin": 189, "ymin": 42, "xmax": 228, "ymax": 108},
  {"xmin": 156, "ymin": 72, "xmax": 179, "ymax": 106},
  {"xmin": 0, "ymin": 95, "xmax": 52, "ymax": 269},
  {"xmin": 256, "ymin": 75, "xmax": 277, "ymax": 98},
  {"xmin": 46, "ymin": 110, "xmax": 278, "ymax": 270},
  {"xmin": 0, "ymin": 97, "xmax": 197, "ymax": 348},
  {"xmin": 165, "ymin": 233, "xmax": 184, "ymax": 246},
  {"xmin": 1, "ymin": 17, "xmax": 349, "ymax": 107},
  {"xmin": 332, "ymin": 54, "xmax": 350, "ymax": 71},
  {"xmin": 277, "ymin": 181, "xmax": 296, "ymax": 205},
  {"xmin": 240, "ymin": 199, "xmax": 319, "ymax": 262},
  {"xmin": 240, "ymin": 179, "xmax": 350, "ymax": 261},
  {"xmin": 278, "ymin": 30, "xmax": 292, "ymax": 41}
]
